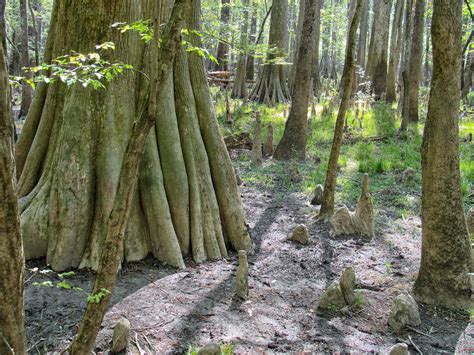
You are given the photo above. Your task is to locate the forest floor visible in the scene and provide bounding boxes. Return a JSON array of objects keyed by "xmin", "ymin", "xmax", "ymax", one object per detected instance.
[
  {"xmin": 23, "ymin": 99, "xmax": 473, "ymax": 354},
  {"xmin": 24, "ymin": 156, "xmax": 471, "ymax": 354}
]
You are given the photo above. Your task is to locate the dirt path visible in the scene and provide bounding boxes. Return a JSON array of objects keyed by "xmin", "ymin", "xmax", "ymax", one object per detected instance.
[{"xmin": 24, "ymin": 159, "xmax": 469, "ymax": 353}]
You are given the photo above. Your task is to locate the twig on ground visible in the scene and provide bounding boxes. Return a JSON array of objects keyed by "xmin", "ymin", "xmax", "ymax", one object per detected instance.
[
  {"xmin": 407, "ymin": 325, "xmax": 437, "ymax": 340},
  {"xmin": 408, "ymin": 335, "xmax": 423, "ymax": 355},
  {"xmin": 133, "ymin": 319, "xmax": 174, "ymax": 332}
]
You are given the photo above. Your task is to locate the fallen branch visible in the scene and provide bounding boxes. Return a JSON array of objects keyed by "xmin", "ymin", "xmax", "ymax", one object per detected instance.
[
  {"xmin": 407, "ymin": 325, "xmax": 438, "ymax": 340},
  {"xmin": 408, "ymin": 335, "xmax": 423, "ymax": 355}
]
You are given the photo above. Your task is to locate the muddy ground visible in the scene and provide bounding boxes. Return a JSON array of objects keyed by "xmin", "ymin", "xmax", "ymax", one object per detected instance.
[{"xmin": 24, "ymin": 158, "xmax": 470, "ymax": 354}]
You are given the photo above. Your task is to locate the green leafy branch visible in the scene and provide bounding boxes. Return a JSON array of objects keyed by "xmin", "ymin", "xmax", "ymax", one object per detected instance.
[{"xmin": 9, "ymin": 42, "xmax": 134, "ymax": 89}]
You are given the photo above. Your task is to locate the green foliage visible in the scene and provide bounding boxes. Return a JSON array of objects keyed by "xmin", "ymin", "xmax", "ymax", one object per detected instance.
[
  {"xmin": 185, "ymin": 342, "xmax": 233, "ymax": 355},
  {"xmin": 10, "ymin": 43, "xmax": 133, "ymax": 89},
  {"xmin": 113, "ymin": 20, "xmax": 154, "ymax": 42},
  {"xmin": 87, "ymin": 288, "xmax": 111, "ymax": 304},
  {"xmin": 58, "ymin": 271, "xmax": 75, "ymax": 279}
]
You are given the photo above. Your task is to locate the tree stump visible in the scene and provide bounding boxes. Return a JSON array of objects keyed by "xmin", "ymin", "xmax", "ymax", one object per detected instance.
[
  {"xmin": 262, "ymin": 124, "xmax": 274, "ymax": 157},
  {"xmin": 252, "ymin": 113, "xmax": 262, "ymax": 166},
  {"xmin": 236, "ymin": 250, "xmax": 249, "ymax": 300},
  {"xmin": 331, "ymin": 174, "xmax": 374, "ymax": 238}
]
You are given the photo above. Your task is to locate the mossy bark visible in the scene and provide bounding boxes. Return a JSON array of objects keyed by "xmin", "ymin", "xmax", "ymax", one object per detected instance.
[
  {"xmin": 16, "ymin": 0, "xmax": 252, "ymax": 272},
  {"xmin": 0, "ymin": 2, "xmax": 26, "ymax": 353},
  {"xmin": 413, "ymin": 0, "xmax": 472, "ymax": 310}
]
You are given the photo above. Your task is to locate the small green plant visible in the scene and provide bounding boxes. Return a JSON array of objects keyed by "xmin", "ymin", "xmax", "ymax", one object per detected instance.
[
  {"xmin": 354, "ymin": 293, "xmax": 365, "ymax": 309},
  {"xmin": 220, "ymin": 342, "xmax": 233, "ymax": 355},
  {"xmin": 58, "ymin": 271, "xmax": 75, "ymax": 278},
  {"xmin": 87, "ymin": 288, "xmax": 111, "ymax": 304},
  {"xmin": 385, "ymin": 261, "xmax": 393, "ymax": 274}
]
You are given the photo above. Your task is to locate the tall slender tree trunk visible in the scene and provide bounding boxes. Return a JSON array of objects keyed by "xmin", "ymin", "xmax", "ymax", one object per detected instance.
[
  {"xmin": 366, "ymin": 0, "xmax": 392, "ymax": 99},
  {"xmin": 0, "ymin": 2, "xmax": 26, "ymax": 353},
  {"xmin": 288, "ymin": 0, "xmax": 306, "ymax": 92},
  {"xmin": 249, "ymin": 0, "xmax": 290, "ymax": 104},
  {"xmin": 273, "ymin": 0, "xmax": 317, "ymax": 161},
  {"xmin": 214, "ymin": 0, "xmax": 231, "ymax": 71},
  {"xmin": 405, "ymin": 0, "xmax": 426, "ymax": 123},
  {"xmin": 413, "ymin": 0, "xmax": 472, "ymax": 310},
  {"xmin": 16, "ymin": 0, "xmax": 252, "ymax": 272},
  {"xmin": 231, "ymin": 0, "xmax": 249, "ymax": 98},
  {"xmin": 319, "ymin": 0, "xmax": 365, "ymax": 219},
  {"xmin": 386, "ymin": 0, "xmax": 404, "ymax": 102},
  {"xmin": 355, "ymin": 0, "xmax": 368, "ymax": 90},
  {"xmin": 399, "ymin": 0, "xmax": 414, "ymax": 130},
  {"xmin": 312, "ymin": 0, "xmax": 322, "ymax": 96},
  {"xmin": 19, "ymin": 0, "xmax": 32, "ymax": 118},
  {"xmin": 246, "ymin": 6, "xmax": 257, "ymax": 81},
  {"xmin": 422, "ymin": 1, "xmax": 431, "ymax": 85}
]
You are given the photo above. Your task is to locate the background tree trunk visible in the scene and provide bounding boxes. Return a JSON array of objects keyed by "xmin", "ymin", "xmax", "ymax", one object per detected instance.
[
  {"xmin": 0, "ymin": 2, "xmax": 26, "ymax": 353},
  {"xmin": 214, "ymin": 0, "xmax": 231, "ymax": 71},
  {"xmin": 399, "ymin": 0, "xmax": 413, "ymax": 130},
  {"xmin": 311, "ymin": 0, "xmax": 322, "ymax": 96},
  {"xmin": 246, "ymin": 6, "xmax": 257, "ymax": 81},
  {"xmin": 386, "ymin": 0, "xmax": 404, "ymax": 102},
  {"xmin": 319, "ymin": 0, "xmax": 364, "ymax": 219},
  {"xmin": 354, "ymin": 0, "xmax": 368, "ymax": 91},
  {"xmin": 273, "ymin": 0, "xmax": 317, "ymax": 161},
  {"xmin": 19, "ymin": 0, "xmax": 32, "ymax": 118},
  {"xmin": 366, "ymin": 0, "xmax": 392, "ymax": 99},
  {"xmin": 249, "ymin": 0, "xmax": 290, "ymax": 104},
  {"xmin": 405, "ymin": 0, "xmax": 426, "ymax": 123},
  {"xmin": 413, "ymin": 0, "xmax": 472, "ymax": 310},
  {"xmin": 16, "ymin": 0, "xmax": 252, "ymax": 272},
  {"xmin": 231, "ymin": 0, "xmax": 249, "ymax": 98}
]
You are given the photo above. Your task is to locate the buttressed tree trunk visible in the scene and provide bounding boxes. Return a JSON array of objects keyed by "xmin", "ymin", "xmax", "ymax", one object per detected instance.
[
  {"xmin": 68, "ymin": 0, "xmax": 190, "ymax": 351},
  {"xmin": 249, "ymin": 0, "xmax": 290, "ymax": 104},
  {"xmin": 319, "ymin": 0, "xmax": 364, "ymax": 219},
  {"xmin": 386, "ymin": 0, "xmax": 404, "ymax": 102},
  {"xmin": 16, "ymin": 0, "xmax": 252, "ymax": 272},
  {"xmin": 0, "ymin": 2, "xmax": 26, "ymax": 353},
  {"xmin": 413, "ymin": 0, "xmax": 472, "ymax": 310},
  {"xmin": 19, "ymin": 0, "xmax": 32, "ymax": 118},
  {"xmin": 366, "ymin": 0, "xmax": 392, "ymax": 99},
  {"xmin": 273, "ymin": 0, "xmax": 317, "ymax": 161},
  {"xmin": 405, "ymin": 0, "xmax": 426, "ymax": 123}
]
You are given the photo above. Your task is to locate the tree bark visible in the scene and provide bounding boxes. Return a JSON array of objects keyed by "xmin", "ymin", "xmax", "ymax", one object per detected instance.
[
  {"xmin": 0, "ymin": 2, "xmax": 26, "ymax": 353},
  {"xmin": 319, "ymin": 0, "xmax": 365, "ymax": 219},
  {"xmin": 273, "ymin": 0, "xmax": 317, "ymax": 160},
  {"xmin": 413, "ymin": 0, "xmax": 472, "ymax": 310},
  {"xmin": 249, "ymin": 0, "xmax": 290, "ymax": 104},
  {"xmin": 366, "ymin": 0, "xmax": 392, "ymax": 99},
  {"xmin": 16, "ymin": 0, "xmax": 252, "ymax": 272},
  {"xmin": 405, "ymin": 0, "xmax": 426, "ymax": 123},
  {"xmin": 19, "ymin": 0, "xmax": 32, "ymax": 118},
  {"xmin": 386, "ymin": 0, "xmax": 404, "ymax": 102},
  {"xmin": 288, "ymin": 0, "xmax": 306, "ymax": 93}
]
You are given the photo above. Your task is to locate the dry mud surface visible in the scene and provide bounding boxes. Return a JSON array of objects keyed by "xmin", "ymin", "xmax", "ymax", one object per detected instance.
[{"xmin": 25, "ymin": 173, "xmax": 470, "ymax": 354}]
